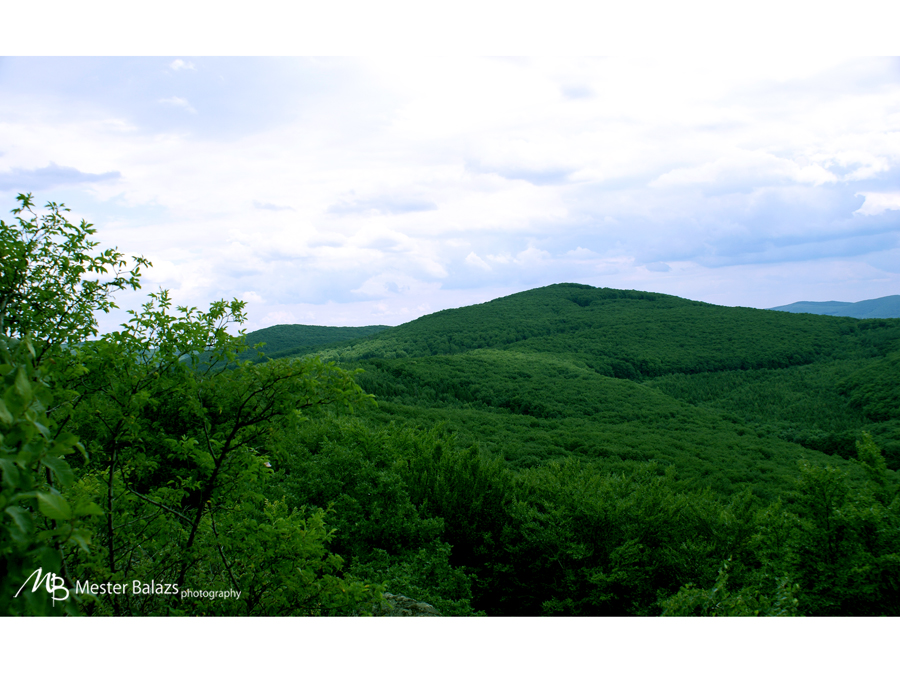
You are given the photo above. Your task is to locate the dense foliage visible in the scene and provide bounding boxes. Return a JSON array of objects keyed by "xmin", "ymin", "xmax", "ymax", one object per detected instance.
[
  {"xmin": 1, "ymin": 195, "xmax": 383, "ymax": 615},
  {"xmin": 3, "ymin": 195, "xmax": 898, "ymax": 616},
  {"xmin": 267, "ymin": 415, "xmax": 899, "ymax": 616},
  {"xmin": 281, "ymin": 284, "xmax": 899, "ymax": 614}
]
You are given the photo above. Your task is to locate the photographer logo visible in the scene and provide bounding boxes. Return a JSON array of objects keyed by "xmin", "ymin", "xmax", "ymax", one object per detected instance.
[{"xmin": 15, "ymin": 567, "xmax": 70, "ymax": 606}]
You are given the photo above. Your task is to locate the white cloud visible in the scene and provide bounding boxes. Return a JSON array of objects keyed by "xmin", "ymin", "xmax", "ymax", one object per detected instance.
[
  {"xmin": 515, "ymin": 246, "xmax": 552, "ymax": 266},
  {"xmin": 855, "ymin": 192, "xmax": 900, "ymax": 216},
  {"xmin": 158, "ymin": 96, "xmax": 197, "ymax": 114},
  {"xmin": 241, "ymin": 291, "xmax": 264, "ymax": 303},
  {"xmin": 253, "ymin": 200, "xmax": 294, "ymax": 211},
  {"xmin": 261, "ymin": 310, "xmax": 296, "ymax": 327},
  {"xmin": 170, "ymin": 59, "xmax": 196, "ymax": 71},
  {"xmin": 565, "ymin": 247, "xmax": 596, "ymax": 259},
  {"xmin": 465, "ymin": 252, "xmax": 492, "ymax": 271},
  {"xmin": 795, "ymin": 164, "xmax": 839, "ymax": 186},
  {"xmin": 651, "ymin": 150, "xmax": 839, "ymax": 190},
  {"xmin": 351, "ymin": 273, "xmax": 441, "ymax": 298}
]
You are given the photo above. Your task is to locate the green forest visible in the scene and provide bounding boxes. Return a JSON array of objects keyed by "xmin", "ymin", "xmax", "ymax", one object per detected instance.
[{"xmin": 2, "ymin": 194, "xmax": 899, "ymax": 616}]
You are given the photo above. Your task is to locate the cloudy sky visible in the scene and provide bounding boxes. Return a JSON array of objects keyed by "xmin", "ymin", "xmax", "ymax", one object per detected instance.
[{"xmin": 2, "ymin": 54, "xmax": 899, "ymax": 332}]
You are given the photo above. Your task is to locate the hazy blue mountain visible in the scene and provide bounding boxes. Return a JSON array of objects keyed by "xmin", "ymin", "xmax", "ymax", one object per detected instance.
[{"xmin": 768, "ymin": 295, "xmax": 900, "ymax": 319}]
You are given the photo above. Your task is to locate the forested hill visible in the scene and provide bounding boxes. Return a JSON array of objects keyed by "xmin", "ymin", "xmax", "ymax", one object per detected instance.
[
  {"xmin": 768, "ymin": 294, "xmax": 900, "ymax": 319},
  {"xmin": 285, "ymin": 283, "xmax": 900, "ymax": 489},
  {"xmin": 316, "ymin": 283, "xmax": 900, "ymax": 378},
  {"xmin": 241, "ymin": 323, "xmax": 390, "ymax": 359}
]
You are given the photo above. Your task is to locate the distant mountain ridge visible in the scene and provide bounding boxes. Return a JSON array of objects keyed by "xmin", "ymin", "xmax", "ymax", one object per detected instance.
[
  {"xmin": 768, "ymin": 295, "xmax": 900, "ymax": 319},
  {"xmin": 241, "ymin": 323, "xmax": 390, "ymax": 359}
]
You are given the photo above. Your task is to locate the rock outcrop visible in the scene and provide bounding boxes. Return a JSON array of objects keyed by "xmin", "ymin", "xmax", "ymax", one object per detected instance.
[{"xmin": 373, "ymin": 592, "xmax": 441, "ymax": 616}]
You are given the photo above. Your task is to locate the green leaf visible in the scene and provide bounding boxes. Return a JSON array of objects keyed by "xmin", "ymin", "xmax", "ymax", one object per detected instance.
[
  {"xmin": 69, "ymin": 527, "xmax": 92, "ymax": 553},
  {"xmin": 37, "ymin": 545, "xmax": 62, "ymax": 574},
  {"xmin": 54, "ymin": 432, "xmax": 81, "ymax": 451},
  {"xmin": 0, "ymin": 457, "xmax": 20, "ymax": 488},
  {"xmin": 41, "ymin": 456, "xmax": 75, "ymax": 488},
  {"xmin": 13, "ymin": 365, "xmax": 34, "ymax": 406},
  {"xmin": 32, "ymin": 420, "xmax": 51, "ymax": 440},
  {"xmin": 0, "ymin": 398, "xmax": 12, "ymax": 425},
  {"xmin": 37, "ymin": 492, "xmax": 73, "ymax": 520},
  {"xmin": 75, "ymin": 501, "xmax": 104, "ymax": 517},
  {"xmin": 4, "ymin": 504, "xmax": 33, "ymax": 534}
]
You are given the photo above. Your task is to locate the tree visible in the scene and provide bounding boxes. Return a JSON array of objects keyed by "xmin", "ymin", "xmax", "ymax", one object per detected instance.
[
  {"xmin": 1, "ymin": 193, "xmax": 143, "ymax": 615},
  {"xmin": 722, "ymin": 437, "xmax": 900, "ymax": 616},
  {"xmin": 0, "ymin": 193, "xmax": 149, "ymax": 361},
  {"xmin": 0, "ymin": 335, "xmax": 101, "ymax": 615},
  {"xmin": 63, "ymin": 290, "xmax": 381, "ymax": 614},
  {"xmin": 1, "ymin": 195, "xmax": 383, "ymax": 615},
  {"xmin": 660, "ymin": 558, "xmax": 800, "ymax": 616}
]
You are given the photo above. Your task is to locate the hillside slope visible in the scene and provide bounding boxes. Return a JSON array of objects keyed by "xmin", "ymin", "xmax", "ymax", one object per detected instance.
[
  {"xmin": 241, "ymin": 323, "xmax": 390, "ymax": 359},
  {"xmin": 282, "ymin": 284, "xmax": 900, "ymax": 494},
  {"xmin": 320, "ymin": 284, "xmax": 900, "ymax": 376}
]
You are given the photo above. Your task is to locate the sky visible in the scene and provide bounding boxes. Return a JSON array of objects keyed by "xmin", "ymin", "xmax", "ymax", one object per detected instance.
[{"xmin": 2, "ymin": 53, "xmax": 900, "ymax": 332}]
